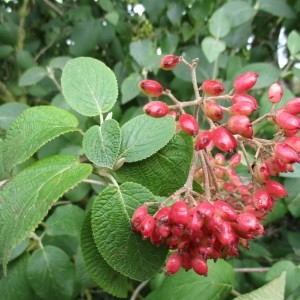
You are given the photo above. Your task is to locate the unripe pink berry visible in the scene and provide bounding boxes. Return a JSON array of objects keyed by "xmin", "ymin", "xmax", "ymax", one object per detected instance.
[
  {"xmin": 143, "ymin": 101, "xmax": 169, "ymax": 118},
  {"xmin": 170, "ymin": 200, "xmax": 189, "ymax": 226},
  {"xmin": 215, "ymin": 153, "xmax": 225, "ymax": 165},
  {"xmin": 138, "ymin": 79, "xmax": 163, "ymax": 97},
  {"xmin": 132, "ymin": 206, "xmax": 148, "ymax": 232},
  {"xmin": 227, "ymin": 115, "xmax": 253, "ymax": 138},
  {"xmin": 265, "ymin": 180, "xmax": 288, "ymax": 199},
  {"xmin": 212, "ymin": 127, "xmax": 237, "ymax": 152},
  {"xmin": 166, "ymin": 253, "xmax": 182, "ymax": 275},
  {"xmin": 203, "ymin": 102, "xmax": 224, "ymax": 122},
  {"xmin": 275, "ymin": 111, "xmax": 300, "ymax": 131},
  {"xmin": 268, "ymin": 82, "xmax": 283, "ymax": 103},
  {"xmin": 253, "ymin": 189, "xmax": 273, "ymax": 211},
  {"xmin": 230, "ymin": 101, "xmax": 257, "ymax": 116},
  {"xmin": 160, "ymin": 55, "xmax": 180, "ymax": 70},
  {"xmin": 232, "ymin": 93, "xmax": 258, "ymax": 109},
  {"xmin": 195, "ymin": 131, "xmax": 212, "ymax": 150},
  {"xmin": 284, "ymin": 98, "xmax": 300, "ymax": 115},
  {"xmin": 141, "ymin": 215, "xmax": 156, "ymax": 239},
  {"xmin": 229, "ymin": 153, "xmax": 241, "ymax": 167},
  {"xmin": 191, "ymin": 256, "xmax": 208, "ymax": 276},
  {"xmin": 202, "ymin": 79, "xmax": 225, "ymax": 96},
  {"xmin": 274, "ymin": 142, "xmax": 300, "ymax": 164},
  {"xmin": 179, "ymin": 113, "xmax": 199, "ymax": 136},
  {"xmin": 253, "ymin": 161, "xmax": 270, "ymax": 184},
  {"xmin": 167, "ymin": 110, "xmax": 177, "ymax": 119},
  {"xmin": 283, "ymin": 136, "xmax": 300, "ymax": 153},
  {"xmin": 234, "ymin": 71, "xmax": 259, "ymax": 93}
]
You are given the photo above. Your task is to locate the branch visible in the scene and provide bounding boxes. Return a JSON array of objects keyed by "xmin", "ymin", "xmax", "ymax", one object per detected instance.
[{"xmin": 43, "ymin": 0, "xmax": 63, "ymax": 16}]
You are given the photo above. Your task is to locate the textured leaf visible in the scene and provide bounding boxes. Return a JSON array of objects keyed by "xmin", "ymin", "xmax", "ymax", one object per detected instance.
[
  {"xmin": 146, "ymin": 260, "xmax": 235, "ymax": 300},
  {"xmin": 83, "ymin": 120, "xmax": 121, "ymax": 168},
  {"xmin": 81, "ymin": 211, "xmax": 128, "ymax": 298},
  {"xmin": 121, "ymin": 72, "xmax": 142, "ymax": 104},
  {"xmin": 257, "ymin": 0, "xmax": 295, "ymax": 18},
  {"xmin": 287, "ymin": 30, "xmax": 300, "ymax": 56},
  {"xmin": 0, "ymin": 154, "xmax": 92, "ymax": 272},
  {"xmin": 209, "ymin": 7, "xmax": 231, "ymax": 38},
  {"xmin": 234, "ymin": 272, "xmax": 286, "ymax": 300},
  {"xmin": 117, "ymin": 132, "xmax": 194, "ymax": 196},
  {"xmin": 201, "ymin": 37, "xmax": 226, "ymax": 63},
  {"xmin": 119, "ymin": 115, "xmax": 175, "ymax": 162},
  {"xmin": 19, "ymin": 66, "xmax": 47, "ymax": 86},
  {"xmin": 45, "ymin": 204, "xmax": 85, "ymax": 237},
  {"xmin": 0, "ymin": 253, "xmax": 36, "ymax": 300},
  {"xmin": 0, "ymin": 102, "xmax": 29, "ymax": 130},
  {"xmin": 3, "ymin": 106, "xmax": 79, "ymax": 172},
  {"xmin": 61, "ymin": 57, "xmax": 118, "ymax": 116},
  {"xmin": 27, "ymin": 246, "xmax": 75, "ymax": 300},
  {"xmin": 91, "ymin": 182, "xmax": 168, "ymax": 281}
]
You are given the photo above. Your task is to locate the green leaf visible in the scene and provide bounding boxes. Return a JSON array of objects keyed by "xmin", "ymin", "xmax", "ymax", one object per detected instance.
[
  {"xmin": 61, "ymin": 57, "xmax": 118, "ymax": 117},
  {"xmin": 0, "ymin": 45, "xmax": 13, "ymax": 59},
  {"xmin": 0, "ymin": 102, "xmax": 29, "ymax": 130},
  {"xmin": 83, "ymin": 120, "xmax": 121, "ymax": 168},
  {"xmin": 263, "ymin": 199, "xmax": 287, "ymax": 225},
  {"xmin": 129, "ymin": 39, "xmax": 154, "ymax": 67},
  {"xmin": 201, "ymin": 37, "xmax": 226, "ymax": 63},
  {"xmin": 121, "ymin": 73, "xmax": 143, "ymax": 104},
  {"xmin": 27, "ymin": 246, "xmax": 75, "ymax": 300},
  {"xmin": 233, "ymin": 63, "xmax": 280, "ymax": 89},
  {"xmin": 48, "ymin": 56, "xmax": 72, "ymax": 70},
  {"xmin": 166, "ymin": 2, "xmax": 183, "ymax": 27},
  {"xmin": 223, "ymin": 1, "xmax": 256, "ymax": 27},
  {"xmin": 257, "ymin": 0, "xmax": 295, "ymax": 18},
  {"xmin": 145, "ymin": 260, "xmax": 234, "ymax": 300},
  {"xmin": 45, "ymin": 204, "xmax": 85, "ymax": 237},
  {"xmin": 91, "ymin": 182, "xmax": 168, "ymax": 281},
  {"xmin": 19, "ymin": 66, "xmax": 47, "ymax": 86},
  {"xmin": 99, "ymin": 0, "xmax": 113, "ymax": 12},
  {"xmin": 209, "ymin": 7, "xmax": 231, "ymax": 38},
  {"xmin": 3, "ymin": 106, "xmax": 79, "ymax": 172},
  {"xmin": 81, "ymin": 211, "xmax": 128, "ymax": 298},
  {"xmin": 287, "ymin": 30, "xmax": 300, "ymax": 56},
  {"xmin": 0, "ymin": 253, "xmax": 36, "ymax": 300},
  {"xmin": 106, "ymin": 11, "xmax": 119, "ymax": 26},
  {"xmin": 234, "ymin": 272, "xmax": 286, "ymax": 300},
  {"xmin": 0, "ymin": 154, "xmax": 92, "ymax": 272},
  {"xmin": 119, "ymin": 115, "xmax": 175, "ymax": 162},
  {"xmin": 284, "ymin": 177, "xmax": 300, "ymax": 217},
  {"xmin": 117, "ymin": 132, "xmax": 194, "ymax": 196}
]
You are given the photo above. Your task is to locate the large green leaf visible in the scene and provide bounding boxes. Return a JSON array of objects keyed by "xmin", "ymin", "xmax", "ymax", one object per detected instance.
[
  {"xmin": 119, "ymin": 115, "xmax": 175, "ymax": 162},
  {"xmin": 61, "ymin": 57, "xmax": 118, "ymax": 116},
  {"xmin": 83, "ymin": 119, "xmax": 121, "ymax": 168},
  {"xmin": 234, "ymin": 272, "xmax": 286, "ymax": 300},
  {"xmin": 0, "ymin": 154, "xmax": 92, "ymax": 272},
  {"xmin": 257, "ymin": 0, "xmax": 295, "ymax": 18},
  {"xmin": 91, "ymin": 182, "xmax": 168, "ymax": 281},
  {"xmin": 117, "ymin": 132, "xmax": 194, "ymax": 196},
  {"xmin": 209, "ymin": 7, "xmax": 231, "ymax": 38},
  {"xmin": 27, "ymin": 246, "xmax": 75, "ymax": 300},
  {"xmin": 3, "ymin": 106, "xmax": 79, "ymax": 172},
  {"xmin": 146, "ymin": 260, "xmax": 235, "ymax": 300},
  {"xmin": 81, "ymin": 211, "xmax": 128, "ymax": 298}
]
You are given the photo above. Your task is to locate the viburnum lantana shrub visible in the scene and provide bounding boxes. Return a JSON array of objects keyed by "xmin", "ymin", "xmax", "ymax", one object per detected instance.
[{"xmin": 0, "ymin": 55, "xmax": 297, "ymax": 299}]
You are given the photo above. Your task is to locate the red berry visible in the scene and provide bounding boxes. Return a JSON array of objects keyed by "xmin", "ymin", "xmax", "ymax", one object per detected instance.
[
  {"xmin": 179, "ymin": 114, "xmax": 199, "ymax": 136},
  {"xmin": 229, "ymin": 153, "xmax": 241, "ymax": 167},
  {"xmin": 167, "ymin": 110, "xmax": 177, "ymax": 119},
  {"xmin": 132, "ymin": 206, "xmax": 148, "ymax": 232},
  {"xmin": 268, "ymin": 82, "xmax": 283, "ymax": 104},
  {"xmin": 156, "ymin": 223, "xmax": 171, "ymax": 238},
  {"xmin": 232, "ymin": 93, "xmax": 258, "ymax": 109},
  {"xmin": 215, "ymin": 221, "xmax": 238, "ymax": 246},
  {"xmin": 172, "ymin": 224, "xmax": 186, "ymax": 237},
  {"xmin": 214, "ymin": 200, "xmax": 238, "ymax": 222},
  {"xmin": 160, "ymin": 55, "xmax": 180, "ymax": 70},
  {"xmin": 155, "ymin": 206, "xmax": 171, "ymax": 224},
  {"xmin": 181, "ymin": 253, "xmax": 192, "ymax": 270},
  {"xmin": 150, "ymin": 229, "xmax": 163, "ymax": 246},
  {"xmin": 234, "ymin": 71, "xmax": 259, "ymax": 93},
  {"xmin": 203, "ymin": 102, "xmax": 224, "ymax": 122},
  {"xmin": 215, "ymin": 153, "xmax": 225, "ymax": 165},
  {"xmin": 230, "ymin": 101, "xmax": 257, "ymax": 116},
  {"xmin": 191, "ymin": 256, "xmax": 208, "ymax": 276},
  {"xmin": 141, "ymin": 215, "xmax": 156, "ymax": 239},
  {"xmin": 265, "ymin": 180, "xmax": 288, "ymax": 199},
  {"xmin": 170, "ymin": 201, "xmax": 189, "ymax": 226},
  {"xmin": 138, "ymin": 79, "xmax": 163, "ymax": 97},
  {"xmin": 143, "ymin": 101, "xmax": 169, "ymax": 118},
  {"xmin": 253, "ymin": 161, "xmax": 270, "ymax": 184},
  {"xmin": 275, "ymin": 111, "xmax": 300, "ymax": 131},
  {"xmin": 202, "ymin": 80, "xmax": 225, "ymax": 96},
  {"xmin": 284, "ymin": 98, "xmax": 300, "ymax": 115},
  {"xmin": 196, "ymin": 202, "xmax": 215, "ymax": 219},
  {"xmin": 283, "ymin": 136, "xmax": 300, "ymax": 153},
  {"xmin": 195, "ymin": 131, "xmax": 212, "ymax": 150},
  {"xmin": 233, "ymin": 213, "xmax": 259, "ymax": 234},
  {"xmin": 166, "ymin": 253, "xmax": 182, "ymax": 275},
  {"xmin": 253, "ymin": 189, "xmax": 273, "ymax": 211},
  {"xmin": 274, "ymin": 142, "xmax": 300, "ymax": 164},
  {"xmin": 212, "ymin": 127, "xmax": 237, "ymax": 152},
  {"xmin": 227, "ymin": 115, "xmax": 253, "ymax": 138},
  {"xmin": 187, "ymin": 207, "xmax": 204, "ymax": 233}
]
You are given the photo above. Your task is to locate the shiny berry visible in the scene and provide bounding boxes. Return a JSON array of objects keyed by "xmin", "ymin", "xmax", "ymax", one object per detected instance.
[
  {"xmin": 253, "ymin": 189, "xmax": 273, "ymax": 211},
  {"xmin": 230, "ymin": 101, "xmax": 257, "ymax": 116},
  {"xmin": 131, "ymin": 206, "xmax": 148, "ymax": 232},
  {"xmin": 166, "ymin": 253, "xmax": 182, "ymax": 275},
  {"xmin": 203, "ymin": 102, "xmax": 224, "ymax": 122},
  {"xmin": 143, "ymin": 101, "xmax": 169, "ymax": 118},
  {"xmin": 214, "ymin": 200, "xmax": 238, "ymax": 222},
  {"xmin": 274, "ymin": 142, "xmax": 300, "ymax": 164},
  {"xmin": 253, "ymin": 161, "xmax": 270, "ymax": 184},
  {"xmin": 265, "ymin": 180, "xmax": 288, "ymax": 199},
  {"xmin": 232, "ymin": 93, "xmax": 258, "ymax": 109},
  {"xmin": 191, "ymin": 256, "xmax": 208, "ymax": 276},
  {"xmin": 179, "ymin": 114, "xmax": 199, "ymax": 136},
  {"xmin": 170, "ymin": 201, "xmax": 189, "ymax": 226},
  {"xmin": 212, "ymin": 127, "xmax": 237, "ymax": 152},
  {"xmin": 268, "ymin": 82, "xmax": 283, "ymax": 104},
  {"xmin": 275, "ymin": 111, "xmax": 300, "ymax": 131},
  {"xmin": 195, "ymin": 131, "xmax": 212, "ymax": 150},
  {"xmin": 284, "ymin": 98, "xmax": 300, "ymax": 115},
  {"xmin": 202, "ymin": 80, "xmax": 225, "ymax": 96},
  {"xmin": 138, "ymin": 79, "xmax": 163, "ymax": 97},
  {"xmin": 227, "ymin": 115, "xmax": 253, "ymax": 138},
  {"xmin": 160, "ymin": 55, "xmax": 180, "ymax": 70},
  {"xmin": 234, "ymin": 71, "xmax": 259, "ymax": 93},
  {"xmin": 141, "ymin": 215, "xmax": 156, "ymax": 239}
]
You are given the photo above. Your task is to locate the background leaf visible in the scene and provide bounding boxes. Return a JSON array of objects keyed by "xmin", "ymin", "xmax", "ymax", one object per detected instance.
[
  {"xmin": 91, "ymin": 182, "xmax": 168, "ymax": 281},
  {"xmin": 3, "ymin": 106, "xmax": 79, "ymax": 172},
  {"xmin": 0, "ymin": 154, "xmax": 92, "ymax": 272},
  {"xmin": 257, "ymin": 0, "xmax": 295, "ymax": 18},
  {"xmin": 117, "ymin": 132, "xmax": 194, "ymax": 196},
  {"xmin": 201, "ymin": 37, "xmax": 226, "ymax": 63},
  {"xmin": 121, "ymin": 72, "xmax": 143, "ymax": 104},
  {"xmin": 83, "ymin": 119, "xmax": 121, "ymax": 168},
  {"xmin": 0, "ymin": 102, "xmax": 29, "ymax": 130},
  {"xmin": 19, "ymin": 66, "xmax": 47, "ymax": 86},
  {"xmin": 209, "ymin": 8, "xmax": 231, "ymax": 38},
  {"xmin": 119, "ymin": 115, "xmax": 175, "ymax": 162},
  {"xmin": 61, "ymin": 57, "xmax": 118, "ymax": 116},
  {"xmin": 146, "ymin": 260, "xmax": 235, "ymax": 300},
  {"xmin": 81, "ymin": 211, "xmax": 128, "ymax": 298},
  {"xmin": 287, "ymin": 30, "xmax": 300, "ymax": 56}
]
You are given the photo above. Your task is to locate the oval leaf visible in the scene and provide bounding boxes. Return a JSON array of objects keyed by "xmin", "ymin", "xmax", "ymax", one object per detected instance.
[
  {"xmin": 201, "ymin": 37, "xmax": 226, "ymax": 63},
  {"xmin": 91, "ymin": 182, "xmax": 168, "ymax": 281},
  {"xmin": 81, "ymin": 211, "xmax": 128, "ymax": 298},
  {"xmin": 61, "ymin": 57, "xmax": 118, "ymax": 116},
  {"xmin": 0, "ymin": 102, "xmax": 29, "ymax": 130},
  {"xmin": 119, "ymin": 115, "xmax": 175, "ymax": 162},
  {"xmin": 3, "ymin": 106, "xmax": 79, "ymax": 172},
  {"xmin": 121, "ymin": 72, "xmax": 142, "ymax": 104},
  {"xmin": 117, "ymin": 132, "xmax": 194, "ymax": 196},
  {"xmin": 146, "ymin": 260, "xmax": 235, "ymax": 300},
  {"xmin": 27, "ymin": 246, "xmax": 75, "ymax": 300},
  {"xmin": 0, "ymin": 154, "xmax": 92, "ymax": 272},
  {"xmin": 209, "ymin": 8, "xmax": 231, "ymax": 38},
  {"xmin": 83, "ymin": 119, "xmax": 121, "ymax": 168},
  {"xmin": 19, "ymin": 66, "xmax": 47, "ymax": 86}
]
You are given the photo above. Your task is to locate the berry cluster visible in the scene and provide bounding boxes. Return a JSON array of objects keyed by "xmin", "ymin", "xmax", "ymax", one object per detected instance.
[{"xmin": 133, "ymin": 54, "xmax": 298, "ymax": 276}]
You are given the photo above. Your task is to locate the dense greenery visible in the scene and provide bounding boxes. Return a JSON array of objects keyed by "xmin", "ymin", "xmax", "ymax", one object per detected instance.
[{"xmin": 1, "ymin": 0, "xmax": 300, "ymax": 299}]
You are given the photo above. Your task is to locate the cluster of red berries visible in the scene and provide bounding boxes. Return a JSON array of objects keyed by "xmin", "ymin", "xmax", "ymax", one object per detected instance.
[{"xmin": 133, "ymin": 54, "xmax": 299, "ymax": 276}]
